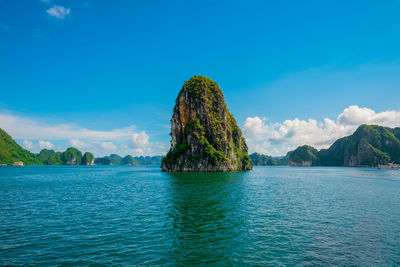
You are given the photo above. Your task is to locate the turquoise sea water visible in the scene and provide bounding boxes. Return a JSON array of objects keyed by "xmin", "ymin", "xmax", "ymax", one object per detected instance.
[{"xmin": 0, "ymin": 166, "xmax": 399, "ymax": 266}]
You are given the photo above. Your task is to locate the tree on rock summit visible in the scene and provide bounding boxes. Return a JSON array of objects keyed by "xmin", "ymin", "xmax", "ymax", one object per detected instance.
[{"xmin": 162, "ymin": 75, "xmax": 252, "ymax": 172}]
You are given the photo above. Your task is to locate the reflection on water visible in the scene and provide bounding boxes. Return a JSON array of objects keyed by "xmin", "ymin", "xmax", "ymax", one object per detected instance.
[
  {"xmin": 166, "ymin": 172, "xmax": 245, "ymax": 265},
  {"xmin": 0, "ymin": 166, "xmax": 400, "ymax": 265}
]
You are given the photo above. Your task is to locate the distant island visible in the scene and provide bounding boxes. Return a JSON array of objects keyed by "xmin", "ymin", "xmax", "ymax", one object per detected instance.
[
  {"xmin": 95, "ymin": 154, "xmax": 162, "ymax": 166},
  {"xmin": 249, "ymin": 152, "xmax": 291, "ymax": 166},
  {"xmin": 288, "ymin": 124, "xmax": 400, "ymax": 167},
  {"xmin": 38, "ymin": 147, "xmax": 95, "ymax": 165},
  {"xmin": 0, "ymin": 128, "xmax": 162, "ymax": 166},
  {"xmin": 161, "ymin": 75, "xmax": 252, "ymax": 172},
  {"xmin": 232, "ymin": 124, "xmax": 400, "ymax": 168},
  {"xmin": 0, "ymin": 128, "xmax": 42, "ymax": 165},
  {"xmin": 1, "ymin": 121, "xmax": 399, "ymax": 168}
]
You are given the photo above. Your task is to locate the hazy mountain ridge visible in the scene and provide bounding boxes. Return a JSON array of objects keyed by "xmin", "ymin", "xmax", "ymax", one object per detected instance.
[
  {"xmin": 37, "ymin": 148, "xmax": 94, "ymax": 165},
  {"xmin": 0, "ymin": 127, "xmax": 161, "ymax": 166},
  {"xmin": 249, "ymin": 152, "xmax": 292, "ymax": 166},
  {"xmin": 2, "ymin": 124, "xmax": 399, "ymax": 167},
  {"xmin": 95, "ymin": 154, "xmax": 162, "ymax": 165},
  {"xmin": 289, "ymin": 124, "xmax": 400, "ymax": 167},
  {"xmin": 0, "ymin": 128, "xmax": 42, "ymax": 165}
]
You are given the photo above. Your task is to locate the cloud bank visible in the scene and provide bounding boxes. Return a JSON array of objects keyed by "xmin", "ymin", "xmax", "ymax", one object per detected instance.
[
  {"xmin": 23, "ymin": 140, "xmax": 33, "ymax": 149},
  {"xmin": 0, "ymin": 113, "xmax": 137, "ymax": 141},
  {"xmin": 39, "ymin": 140, "xmax": 54, "ymax": 150},
  {"xmin": 243, "ymin": 105, "xmax": 400, "ymax": 156},
  {"xmin": 69, "ymin": 139, "xmax": 90, "ymax": 150},
  {"xmin": 0, "ymin": 113, "xmax": 165, "ymax": 157},
  {"xmin": 3, "ymin": 105, "xmax": 397, "ymax": 157},
  {"xmin": 101, "ymin": 142, "xmax": 117, "ymax": 151},
  {"xmin": 131, "ymin": 131, "xmax": 149, "ymax": 148}
]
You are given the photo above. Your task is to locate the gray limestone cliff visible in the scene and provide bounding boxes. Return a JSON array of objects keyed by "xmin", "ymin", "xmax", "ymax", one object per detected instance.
[{"xmin": 161, "ymin": 75, "xmax": 252, "ymax": 172}]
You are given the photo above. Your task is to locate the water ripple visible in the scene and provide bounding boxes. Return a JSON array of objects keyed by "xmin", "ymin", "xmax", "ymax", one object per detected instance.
[{"xmin": 0, "ymin": 165, "xmax": 399, "ymax": 266}]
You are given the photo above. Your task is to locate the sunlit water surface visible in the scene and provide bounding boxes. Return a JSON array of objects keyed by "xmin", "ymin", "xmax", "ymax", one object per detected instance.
[{"xmin": 1, "ymin": 166, "xmax": 399, "ymax": 266}]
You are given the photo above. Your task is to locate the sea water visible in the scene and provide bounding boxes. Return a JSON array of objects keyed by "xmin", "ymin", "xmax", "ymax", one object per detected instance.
[{"xmin": 1, "ymin": 166, "xmax": 399, "ymax": 265}]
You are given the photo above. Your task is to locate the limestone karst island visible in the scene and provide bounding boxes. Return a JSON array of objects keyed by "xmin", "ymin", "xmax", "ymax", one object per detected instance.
[
  {"xmin": 161, "ymin": 75, "xmax": 252, "ymax": 172},
  {"xmin": 2, "ymin": 1, "xmax": 400, "ymax": 266}
]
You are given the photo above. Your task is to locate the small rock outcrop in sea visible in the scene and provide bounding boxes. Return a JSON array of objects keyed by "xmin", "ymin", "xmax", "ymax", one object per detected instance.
[
  {"xmin": 81, "ymin": 152, "xmax": 95, "ymax": 165},
  {"xmin": 162, "ymin": 75, "xmax": 252, "ymax": 172},
  {"xmin": 62, "ymin": 147, "xmax": 82, "ymax": 165}
]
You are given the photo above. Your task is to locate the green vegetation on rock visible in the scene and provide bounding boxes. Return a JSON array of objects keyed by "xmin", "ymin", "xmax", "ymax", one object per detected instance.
[
  {"xmin": 135, "ymin": 156, "xmax": 163, "ymax": 165},
  {"xmin": 38, "ymin": 148, "xmax": 94, "ymax": 165},
  {"xmin": 121, "ymin": 155, "xmax": 137, "ymax": 165},
  {"xmin": 95, "ymin": 154, "xmax": 163, "ymax": 165},
  {"xmin": 109, "ymin": 154, "xmax": 122, "ymax": 165},
  {"xmin": 81, "ymin": 152, "xmax": 94, "ymax": 165},
  {"xmin": 318, "ymin": 124, "xmax": 400, "ymax": 166},
  {"xmin": 163, "ymin": 142, "xmax": 190, "ymax": 165},
  {"xmin": 38, "ymin": 149, "xmax": 63, "ymax": 165},
  {"xmin": 62, "ymin": 147, "xmax": 82, "ymax": 165},
  {"xmin": 250, "ymin": 153, "xmax": 278, "ymax": 165},
  {"xmin": 290, "ymin": 125, "xmax": 400, "ymax": 167},
  {"xmin": 289, "ymin": 145, "xmax": 319, "ymax": 166},
  {"xmin": 0, "ymin": 127, "xmax": 160, "ymax": 166},
  {"xmin": 0, "ymin": 128, "xmax": 43, "ymax": 165},
  {"xmin": 94, "ymin": 156, "xmax": 112, "ymax": 165},
  {"xmin": 162, "ymin": 75, "xmax": 252, "ymax": 171}
]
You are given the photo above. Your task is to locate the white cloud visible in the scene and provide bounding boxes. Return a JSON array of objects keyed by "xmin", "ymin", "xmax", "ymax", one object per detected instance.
[
  {"xmin": 69, "ymin": 139, "xmax": 90, "ymax": 149},
  {"xmin": 39, "ymin": 140, "xmax": 54, "ymax": 150},
  {"xmin": 23, "ymin": 140, "xmax": 33, "ymax": 149},
  {"xmin": 337, "ymin": 105, "xmax": 400, "ymax": 127},
  {"xmin": 243, "ymin": 105, "xmax": 400, "ymax": 156},
  {"xmin": 0, "ymin": 112, "xmax": 166, "ymax": 156},
  {"xmin": 101, "ymin": 142, "xmax": 117, "ymax": 151},
  {"xmin": 130, "ymin": 131, "xmax": 149, "ymax": 148},
  {"xmin": 46, "ymin": 6, "xmax": 71, "ymax": 19},
  {"xmin": 133, "ymin": 148, "xmax": 144, "ymax": 156},
  {"xmin": 0, "ymin": 113, "xmax": 138, "ymax": 141}
]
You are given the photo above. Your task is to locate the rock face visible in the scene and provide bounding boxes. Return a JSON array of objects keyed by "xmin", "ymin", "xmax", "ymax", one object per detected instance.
[
  {"xmin": 250, "ymin": 153, "xmax": 278, "ymax": 166},
  {"xmin": 162, "ymin": 75, "xmax": 252, "ymax": 172},
  {"xmin": 289, "ymin": 125, "xmax": 400, "ymax": 167},
  {"xmin": 62, "ymin": 147, "xmax": 82, "ymax": 165},
  {"xmin": 250, "ymin": 151, "xmax": 293, "ymax": 166},
  {"xmin": 289, "ymin": 145, "xmax": 318, "ymax": 166},
  {"xmin": 319, "ymin": 124, "xmax": 400, "ymax": 166},
  {"xmin": 81, "ymin": 152, "xmax": 94, "ymax": 165},
  {"xmin": 38, "ymin": 149, "xmax": 63, "ymax": 165}
]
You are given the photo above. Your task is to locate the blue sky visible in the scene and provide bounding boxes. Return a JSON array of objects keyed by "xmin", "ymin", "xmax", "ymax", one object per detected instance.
[{"xmin": 1, "ymin": 0, "xmax": 400, "ymax": 156}]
